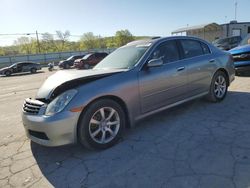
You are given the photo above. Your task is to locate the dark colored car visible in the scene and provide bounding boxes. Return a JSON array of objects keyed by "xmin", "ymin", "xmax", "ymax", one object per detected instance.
[
  {"xmin": 74, "ymin": 52, "xmax": 108, "ymax": 69},
  {"xmin": 58, "ymin": 55, "xmax": 85, "ymax": 69},
  {"xmin": 213, "ymin": 36, "xmax": 242, "ymax": 51},
  {"xmin": 229, "ymin": 34, "xmax": 250, "ymax": 75},
  {"xmin": 0, "ymin": 62, "xmax": 41, "ymax": 76}
]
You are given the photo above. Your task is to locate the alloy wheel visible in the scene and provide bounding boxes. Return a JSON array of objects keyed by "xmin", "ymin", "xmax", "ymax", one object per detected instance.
[
  {"xmin": 88, "ymin": 107, "xmax": 120, "ymax": 144},
  {"xmin": 214, "ymin": 75, "xmax": 226, "ymax": 98}
]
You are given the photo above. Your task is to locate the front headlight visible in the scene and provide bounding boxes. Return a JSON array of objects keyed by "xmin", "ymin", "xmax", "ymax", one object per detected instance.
[{"xmin": 45, "ymin": 89, "xmax": 77, "ymax": 116}]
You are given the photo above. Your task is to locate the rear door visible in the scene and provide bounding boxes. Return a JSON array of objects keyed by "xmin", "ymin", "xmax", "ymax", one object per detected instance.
[
  {"xmin": 138, "ymin": 40, "xmax": 188, "ymax": 113},
  {"xmin": 178, "ymin": 39, "xmax": 215, "ymax": 97}
]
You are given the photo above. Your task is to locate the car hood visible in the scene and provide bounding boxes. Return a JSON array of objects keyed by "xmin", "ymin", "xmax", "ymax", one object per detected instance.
[
  {"xmin": 229, "ymin": 45, "xmax": 250, "ymax": 55},
  {"xmin": 36, "ymin": 69, "xmax": 126, "ymax": 100},
  {"xmin": 0, "ymin": 67, "xmax": 9, "ymax": 72},
  {"xmin": 59, "ymin": 60, "xmax": 68, "ymax": 64}
]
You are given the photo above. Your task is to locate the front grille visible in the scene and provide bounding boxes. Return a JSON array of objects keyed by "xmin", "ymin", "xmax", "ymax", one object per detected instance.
[
  {"xmin": 233, "ymin": 53, "xmax": 250, "ymax": 62},
  {"xmin": 23, "ymin": 98, "xmax": 44, "ymax": 114},
  {"xmin": 28, "ymin": 130, "xmax": 49, "ymax": 140}
]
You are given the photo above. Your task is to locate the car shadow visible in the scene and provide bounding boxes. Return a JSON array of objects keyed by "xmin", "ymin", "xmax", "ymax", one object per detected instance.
[
  {"xmin": 31, "ymin": 91, "xmax": 250, "ymax": 187},
  {"xmin": 0, "ymin": 71, "xmax": 45, "ymax": 78}
]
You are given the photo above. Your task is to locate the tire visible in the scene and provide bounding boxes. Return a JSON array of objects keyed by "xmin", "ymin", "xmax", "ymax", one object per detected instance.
[
  {"xmin": 78, "ymin": 99, "xmax": 125, "ymax": 150},
  {"xmin": 206, "ymin": 71, "xmax": 228, "ymax": 102},
  {"xmin": 5, "ymin": 70, "xmax": 11, "ymax": 76},
  {"xmin": 83, "ymin": 63, "xmax": 90, "ymax": 69},
  {"xmin": 30, "ymin": 68, "xmax": 37, "ymax": 74},
  {"xmin": 64, "ymin": 64, "xmax": 70, "ymax": 69}
]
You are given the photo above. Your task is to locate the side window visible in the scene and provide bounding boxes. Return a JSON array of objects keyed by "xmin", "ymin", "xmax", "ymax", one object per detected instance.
[
  {"xmin": 149, "ymin": 40, "xmax": 180, "ymax": 64},
  {"xmin": 101, "ymin": 53, "xmax": 107, "ymax": 58},
  {"xmin": 180, "ymin": 40, "xmax": 204, "ymax": 58},
  {"xmin": 88, "ymin": 54, "xmax": 94, "ymax": 60},
  {"xmin": 200, "ymin": 42, "xmax": 210, "ymax": 54},
  {"xmin": 16, "ymin": 64, "xmax": 23, "ymax": 70},
  {"xmin": 96, "ymin": 53, "xmax": 101, "ymax": 58}
]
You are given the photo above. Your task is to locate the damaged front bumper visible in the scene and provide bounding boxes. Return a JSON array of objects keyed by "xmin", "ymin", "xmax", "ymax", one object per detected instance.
[{"xmin": 22, "ymin": 98, "xmax": 81, "ymax": 147}]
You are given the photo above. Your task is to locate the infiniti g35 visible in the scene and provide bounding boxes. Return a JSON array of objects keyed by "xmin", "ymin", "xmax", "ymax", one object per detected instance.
[{"xmin": 22, "ymin": 36, "xmax": 235, "ymax": 149}]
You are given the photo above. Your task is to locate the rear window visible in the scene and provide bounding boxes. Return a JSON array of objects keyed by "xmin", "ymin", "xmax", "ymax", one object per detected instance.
[
  {"xmin": 96, "ymin": 53, "xmax": 107, "ymax": 58},
  {"xmin": 200, "ymin": 42, "xmax": 210, "ymax": 54},
  {"xmin": 180, "ymin": 40, "xmax": 204, "ymax": 58},
  {"xmin": 82, "ymin": 54, "xmax": 92, "ymax": 60}
]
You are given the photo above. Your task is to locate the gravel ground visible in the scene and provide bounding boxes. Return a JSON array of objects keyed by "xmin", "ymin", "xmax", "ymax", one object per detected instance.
[{"xmin": 0, "ymin": 68, "xmax": 250, "ymax": 188}]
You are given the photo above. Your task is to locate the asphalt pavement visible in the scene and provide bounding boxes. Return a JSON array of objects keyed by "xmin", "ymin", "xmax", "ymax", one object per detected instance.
[{"xmin": 1, "ymin": 68, "xmax": 250, "ymax": 188}]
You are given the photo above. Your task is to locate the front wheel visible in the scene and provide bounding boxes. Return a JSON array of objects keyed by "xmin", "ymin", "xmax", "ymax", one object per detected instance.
[
  {"xmin": 64, "ymin": 64, "xmax": 70, "ymax": 69},
  {"xmin": 30, "ymin": 68, "xmax": 37, "ymax": 73},
  {"xmin": 78, "ymin": 99, "xmax": 125, "ymax": 150},
  {"xmin": 206, "ymin": 71, "xmax": 228, "ymax": 102},
  {"xmin": 5, "ymin": 70, "xmax": 11, "ymax": 76},
  {"xmin": 83, "ymin": 63, "xmax": 90, "ymax": 69}
]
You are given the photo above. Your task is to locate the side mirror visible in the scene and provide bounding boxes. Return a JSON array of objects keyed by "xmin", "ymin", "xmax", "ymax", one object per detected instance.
[{"xmin": 147, "ymin": 58, "xmax": 163, "ymax": 68}]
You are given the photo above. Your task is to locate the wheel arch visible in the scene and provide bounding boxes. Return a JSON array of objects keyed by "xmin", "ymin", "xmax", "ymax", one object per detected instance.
[
  {"xmin": 4, "ymin": 69, "xmax": 12, "ymax": 75},
  {"xmin": 215, "ymin": 68, "xmax": 230, "ymax": 86},
  {"xmin": 76, "ymin": 95, "xmax": 131, "ymax": 142}
]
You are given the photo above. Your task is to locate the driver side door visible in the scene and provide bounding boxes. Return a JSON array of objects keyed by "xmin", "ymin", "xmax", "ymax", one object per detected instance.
[{"xmin": 138, "ymin": 40, "xmax": 188, "ymax": 113}]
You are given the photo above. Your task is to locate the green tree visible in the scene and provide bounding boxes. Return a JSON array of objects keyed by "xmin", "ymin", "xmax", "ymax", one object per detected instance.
[
  {"xmin": 96, "ymin": 35, "xmax": 107, "ymax": 49},
  {"xmin": 0, "ymin": 47, "xmax": 5, "ymax": 56},
  {"xmin": 115, "ymin": 29, "xmax": 134, "ymax": 47},
  {"xmin": 106, "ymin": 37, "xmax": 117, "ymax": 48},
  {"xmin": 14, "ymin": 37, "xmax": 37, "ymax": 54},
  {"xmin": 80, "ymin": 32, "xmax": 98, "ymax": 50},
  {"xmin": 41, "ymin": 32, "xmax": 58, "ymax": 53},
  {"xmin": 56, "ymin": 30, "xmax": 71, "ymax": 51}
]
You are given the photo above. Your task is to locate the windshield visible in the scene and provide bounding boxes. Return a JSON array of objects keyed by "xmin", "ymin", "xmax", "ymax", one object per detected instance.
[
  {"xmin": 94, "ymin": 45, "xmax": 149, "ymax": 69},
  {"xmin": 82, "ymin": 54, "xmax": 92, "ymax": 60},
  {"xmin": 9, "ymin": 63, "xmax": 17, "ymax": 68},
  {"xmin": 239, "ymin": 34, "xmax": 250, "ymax": 46},
  {"xmin": 66, "ymin": 56, "xmax": 74, "ymax": 60},
  {"xmin": 213, "ymin": 38, "xmax": 227, "ymax": 44}
]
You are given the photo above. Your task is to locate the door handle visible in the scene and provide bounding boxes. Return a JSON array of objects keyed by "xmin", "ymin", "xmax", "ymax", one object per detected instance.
[
  {"xmin": 177, "ymin": 67, "xmax": 185, "ymax": 71},
  {"xmin": 209, "ymin": 59, "xmax": 215, "ymax": 63}
]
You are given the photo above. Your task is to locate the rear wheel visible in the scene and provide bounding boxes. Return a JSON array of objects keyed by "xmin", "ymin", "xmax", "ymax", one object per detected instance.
[
  {"xmin": 206, "ymin": 71, "xmax": 228, "ymax": 102},
  {"xmin": 78, "ymin": 99, "xmax": 125, "ymax": 150}
]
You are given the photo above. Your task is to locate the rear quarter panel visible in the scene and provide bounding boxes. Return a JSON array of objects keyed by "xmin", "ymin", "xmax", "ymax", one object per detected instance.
[{"xmin": 213, "ymin": 49, "xmax": 235, "ymax": 84}]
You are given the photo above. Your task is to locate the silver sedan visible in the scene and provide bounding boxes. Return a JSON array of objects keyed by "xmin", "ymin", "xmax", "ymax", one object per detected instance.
[{"xmin": 22, "ymin": 36, "xmax": 235, "ymax": 149}]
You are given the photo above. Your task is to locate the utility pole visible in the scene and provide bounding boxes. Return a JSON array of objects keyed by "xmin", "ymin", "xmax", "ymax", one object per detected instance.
[
  {"xmin": 36, "ymin": 30, "xmax": 41, "ymax": 53},
  {"xmin": 234, "ymin": 1, "xmax": 238, "ymax": 20}
]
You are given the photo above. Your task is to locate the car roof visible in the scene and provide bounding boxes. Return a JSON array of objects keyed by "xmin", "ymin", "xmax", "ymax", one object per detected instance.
[
  {"xmin": 14, "ymin": 62, "xmax": 39, "ymax": 66},
  {"xmin": 126, "ymin": 36, "xmax": 210, "ymax": 47},
  {"xmin": 16, "ymin": 61, "xmax": 35, "ymax": 64}
]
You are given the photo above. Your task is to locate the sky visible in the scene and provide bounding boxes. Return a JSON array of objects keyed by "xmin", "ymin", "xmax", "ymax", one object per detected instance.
[{"xmin": 0, "ymin": 0, "xmax": 250, "ymax": 46}]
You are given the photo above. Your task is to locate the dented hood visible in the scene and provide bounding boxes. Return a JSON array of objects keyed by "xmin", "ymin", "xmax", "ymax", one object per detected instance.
[{"xmin": 36, "ymin": 69, "xmax": 125, "ymax": 99}]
